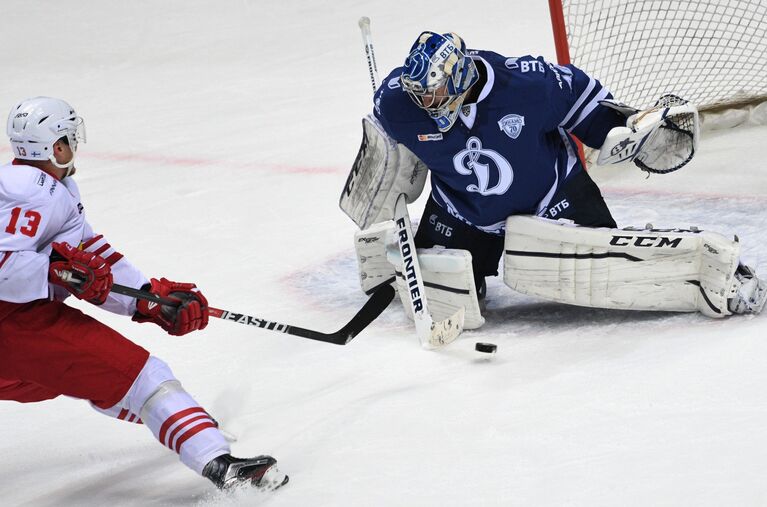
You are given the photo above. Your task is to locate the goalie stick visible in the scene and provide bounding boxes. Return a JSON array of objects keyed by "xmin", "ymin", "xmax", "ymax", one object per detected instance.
[
  {"xmin": 359, "ymin": 17, "xmax": 465, "ymax": 348},
  {"xmin": 107, "ymin": 282, "xmax": 395, "ymax": 346},
  {"xmin": 393, "ymin": 194, "xmax": 465, "ymax": 347}
]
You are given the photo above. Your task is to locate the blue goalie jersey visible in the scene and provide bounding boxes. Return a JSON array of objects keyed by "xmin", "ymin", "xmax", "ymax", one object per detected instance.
[{"xmin": 373, "ymin": 50, "xmax": 625, "ymax": 235}]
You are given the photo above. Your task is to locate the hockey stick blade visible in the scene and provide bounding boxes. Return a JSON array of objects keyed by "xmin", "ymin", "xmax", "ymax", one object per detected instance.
[
  {"xmin": 109, "ymin": 282, "xmax": 395, "ymax": 345},
  {"xmin": 423, "ymin": 306, "xmax": 465, "ymax": 349}
]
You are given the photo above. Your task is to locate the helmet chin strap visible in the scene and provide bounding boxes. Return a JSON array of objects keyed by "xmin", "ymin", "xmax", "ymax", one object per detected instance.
[{"xmin": 49, "ymin": 153, "xmax": 76, "ymax": 178}]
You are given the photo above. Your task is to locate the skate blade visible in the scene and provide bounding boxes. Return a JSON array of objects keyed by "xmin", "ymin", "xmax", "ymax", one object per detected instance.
[{"xmin": 257, "ymin": 465, "xmax": 289, "ymax": 491}]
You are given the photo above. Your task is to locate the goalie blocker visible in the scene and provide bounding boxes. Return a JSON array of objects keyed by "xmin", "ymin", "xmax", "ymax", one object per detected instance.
[
  {"xmin": 339, "ymin": 115, "xmax": 427, "ymax": 229},
  {"xmin": 503, "ymin": 216, "xmax": 764, "ymax": 317}
]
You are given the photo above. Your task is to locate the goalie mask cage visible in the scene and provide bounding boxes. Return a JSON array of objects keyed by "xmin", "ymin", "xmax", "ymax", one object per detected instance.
[{"xmin": 549, "ymin": 0, "xmax": 767, "ymax": 112}]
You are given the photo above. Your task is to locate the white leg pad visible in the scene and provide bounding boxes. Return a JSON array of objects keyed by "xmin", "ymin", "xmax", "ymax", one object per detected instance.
[
  {"xmin": 387, "ymin": 247, "xmax": 485, "ymax": 329},
  {"xmin": 503, "ymin": 216, "xmax": 741, "ymax": 318},
  {"xmin": 354, "ymin": 220, "xmax": 397, "ymax": 294}
]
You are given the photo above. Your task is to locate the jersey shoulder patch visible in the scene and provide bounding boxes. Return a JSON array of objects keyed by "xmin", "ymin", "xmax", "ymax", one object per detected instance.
[{"xmin": 0, "ymin": 163, "xmax": 60, "ymax": 205}]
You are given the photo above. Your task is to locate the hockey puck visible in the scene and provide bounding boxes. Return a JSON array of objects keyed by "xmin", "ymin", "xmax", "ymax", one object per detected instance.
[{"xmin": 475, "ymin": 342, "xmax": 497, "ymax": 354}]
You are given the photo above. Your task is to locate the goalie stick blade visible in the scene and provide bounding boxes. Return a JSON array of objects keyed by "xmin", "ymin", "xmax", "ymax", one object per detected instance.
[{"xmin": 420, "ymin": 306, "xmax": 465, "ymax": 349}]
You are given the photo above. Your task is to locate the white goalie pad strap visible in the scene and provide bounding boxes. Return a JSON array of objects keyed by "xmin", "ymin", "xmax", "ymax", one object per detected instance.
[
  {"xmin": 597, "ymin": 96, "xmax": 699, "ymax": 174},
  {"xmin": 339, "ymin": 115, "xmax": 428, "ymax": 229},
  {"xmin": 503, "ymin": 216, "xmax": 741, "ymax": 318},
  {"xmin": 355, "ymin": 220, "xmax": 397, "ymax": 294},
  {"xmin": 386, "ymin": 247, "xmax": 485, "ymax": 329}
]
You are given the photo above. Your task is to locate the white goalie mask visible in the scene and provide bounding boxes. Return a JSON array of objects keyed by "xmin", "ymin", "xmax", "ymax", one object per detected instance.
[
  {"xmin": 400, "ymin": 32, "xmax": 478, "ymax": 132},
  {"xmin": 6, "ymin": 96, "xmax": 86, "ymax": 172}
]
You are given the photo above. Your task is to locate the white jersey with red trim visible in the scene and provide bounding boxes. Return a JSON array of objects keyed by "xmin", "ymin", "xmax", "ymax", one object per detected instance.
[{"xmin": 0, "ymin": 161, "xmax": 147, "ymax": 314}]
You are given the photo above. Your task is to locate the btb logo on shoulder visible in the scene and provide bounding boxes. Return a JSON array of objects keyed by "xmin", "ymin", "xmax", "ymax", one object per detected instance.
[{"xmin": 498, "ymin": 114, "xmax": 525, "ymax": 139}]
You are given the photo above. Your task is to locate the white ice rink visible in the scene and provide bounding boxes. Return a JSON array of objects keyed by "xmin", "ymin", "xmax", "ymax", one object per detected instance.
[{"xmin": 2, "ymin": 1, "xmax": 767, "ymax": 505}]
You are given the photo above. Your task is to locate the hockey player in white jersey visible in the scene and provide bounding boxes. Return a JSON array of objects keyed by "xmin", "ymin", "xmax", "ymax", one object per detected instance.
[{"xmin": 0, "ymin": 97, "xmax": 287, "ymax": 492}]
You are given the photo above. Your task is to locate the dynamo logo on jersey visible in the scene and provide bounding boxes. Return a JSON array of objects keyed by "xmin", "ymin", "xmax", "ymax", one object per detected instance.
[
  {"xmin": 498, "ymin": 114, "xmax": 525, "ymax": 139},
  {"xmin": 453, "ymin": 137, "xmax": 513, "ymax": 196}
]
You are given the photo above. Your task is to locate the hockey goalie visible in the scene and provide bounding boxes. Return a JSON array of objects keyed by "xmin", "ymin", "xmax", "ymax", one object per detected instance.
[{"xmin": 339, "ymin": 30, "xmax": 766, "ymax": 335}]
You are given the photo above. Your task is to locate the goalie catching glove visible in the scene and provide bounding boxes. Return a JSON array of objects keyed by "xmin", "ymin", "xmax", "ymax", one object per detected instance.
[
  {"xmin": 597, "ymin": 94, "xmax": 699, "ymax": 174},
  {"xmin": 49, "ymin": 241, "xmax": 113, "ymax": 305},
  {"xmin": 132, "ymin": 277, "xmax": 209, "ymax": 336}
]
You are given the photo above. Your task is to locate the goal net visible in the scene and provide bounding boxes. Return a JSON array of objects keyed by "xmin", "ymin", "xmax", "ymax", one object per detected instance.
[{"xmin": 551, "ymin": 0, "xmax": 767, "ymax": 112}]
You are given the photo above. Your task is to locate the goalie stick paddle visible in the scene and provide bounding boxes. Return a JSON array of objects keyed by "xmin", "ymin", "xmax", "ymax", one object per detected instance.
[
  {"xmin": 108, "ymin": 282, "xmax": 395, "ymax": 345},
  {"xmin": 393, "ymin": 194, "xmax": 465, "ymax": 348}
]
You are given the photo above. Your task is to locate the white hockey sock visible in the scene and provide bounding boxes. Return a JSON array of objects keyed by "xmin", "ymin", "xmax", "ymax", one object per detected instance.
[{"xmin": 116, "ymin": 356, "xmax": 230, "ymax": 474}]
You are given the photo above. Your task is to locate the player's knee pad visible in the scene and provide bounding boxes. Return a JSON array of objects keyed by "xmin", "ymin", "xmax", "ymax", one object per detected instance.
[
  {"xmin": 503, "ymin": 216, "xmax": 741, "ymax": 318},
  {"xmin": 354, "ymin": 220, "xmax": 397, "ymax": 294},
  {"xmin": 387, "ymin": 247, "xmax": 485, "ymax": 329},
  {"xmin": 117, "ymin": 355, "xmax": 177, "ymax": 416}
]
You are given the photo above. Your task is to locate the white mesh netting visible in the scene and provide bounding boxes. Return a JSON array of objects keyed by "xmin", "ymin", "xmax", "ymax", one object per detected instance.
[{"xmin": 561, "ymin": 0, "xmax": 767, "ymax": 111}]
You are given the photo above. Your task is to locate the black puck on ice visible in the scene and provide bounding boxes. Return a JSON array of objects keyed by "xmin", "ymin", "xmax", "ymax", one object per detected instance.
[{"xmin": 475, "ymin": 342, "xmax": 497, "ymax": 354}]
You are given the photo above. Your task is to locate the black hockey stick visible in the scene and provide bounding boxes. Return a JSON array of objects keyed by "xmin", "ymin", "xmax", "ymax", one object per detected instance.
[{"xmin": 109, "ymin": 282, "xmax": 395, "ymax": 345}]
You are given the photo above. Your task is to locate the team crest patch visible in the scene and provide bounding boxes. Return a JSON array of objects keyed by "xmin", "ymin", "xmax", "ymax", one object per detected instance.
[
  {"xmin": 498, "ymin": 114, "xmax": 525, "ymax": 139},
  {"xmin": 418, "ymin": 133, "xmax": 443, "ymax": 142}
]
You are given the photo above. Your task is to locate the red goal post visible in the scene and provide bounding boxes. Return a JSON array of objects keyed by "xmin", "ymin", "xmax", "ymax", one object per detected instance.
[{"xmin": 548, "ymin": 0, "xmax": 767, "ymax": 113}]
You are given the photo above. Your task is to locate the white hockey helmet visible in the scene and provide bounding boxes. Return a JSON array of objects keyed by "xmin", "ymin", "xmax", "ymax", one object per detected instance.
[{"xmin": 6, "ymin": 96, "xmax": 86, "ymax": 170}]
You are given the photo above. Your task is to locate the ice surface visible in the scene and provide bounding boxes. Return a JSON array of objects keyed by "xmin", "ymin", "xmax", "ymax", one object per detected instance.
[{"xmin": 1, "ymin": 1, "xmax": 766, "ymax": 505}]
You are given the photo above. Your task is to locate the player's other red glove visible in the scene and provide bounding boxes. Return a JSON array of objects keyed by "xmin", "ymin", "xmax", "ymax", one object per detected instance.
[
  {"xmin": 49, "ymin": 241, "xmax": 113, "ymax": 305},
  {"xmin": 132, "ymin": 277, "xmax": 209, "ymax": 336}
]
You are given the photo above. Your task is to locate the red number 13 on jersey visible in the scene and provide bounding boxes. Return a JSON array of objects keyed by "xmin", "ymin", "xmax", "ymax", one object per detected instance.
[{"xmin": 5, "ymin": 207, "xmax": 42, "ymax": 237}]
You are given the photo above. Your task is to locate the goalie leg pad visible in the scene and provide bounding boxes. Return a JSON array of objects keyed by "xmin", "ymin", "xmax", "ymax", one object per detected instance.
[
  {"xmin": 387, "ymin": 247, "xmax": 485, "ymax": 329},
  {"xmin": 354, "ymin": 221, "xmax": 397, "ymax": 294},
  {"xmin": 503, "ymin": 216, "xmax": 741, "ymax": 318}
]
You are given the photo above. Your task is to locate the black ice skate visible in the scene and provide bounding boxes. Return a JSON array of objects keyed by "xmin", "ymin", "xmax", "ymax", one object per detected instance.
[
  {"xmin": 202, "ymin": 454, "xmax": 289, "ymax": 491},
  {"xmin": 728, "ymin": 264, "xmax": 767, "ymax": 315}
]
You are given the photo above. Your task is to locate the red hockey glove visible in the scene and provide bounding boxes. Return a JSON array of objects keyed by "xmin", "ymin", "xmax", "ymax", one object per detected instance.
[
  {"xmin": 132, "ymin": 277, "xmax": 209, "ymax": 336},
  {"xmin": 49, "ymin": 242, "xmax": 113, "ymax": 305}
]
